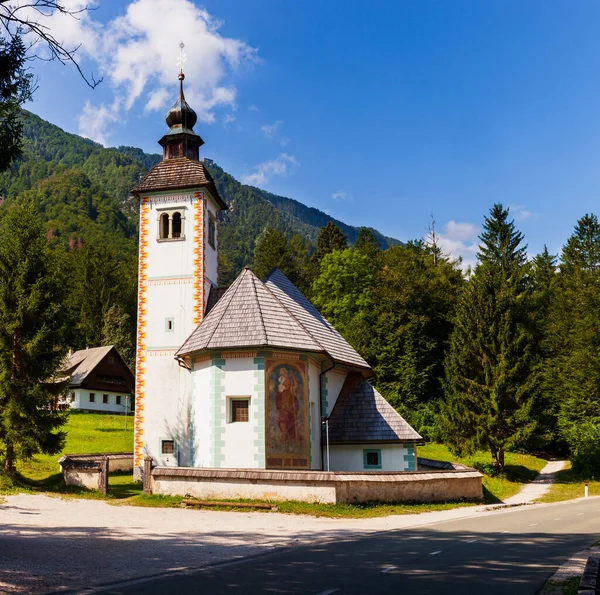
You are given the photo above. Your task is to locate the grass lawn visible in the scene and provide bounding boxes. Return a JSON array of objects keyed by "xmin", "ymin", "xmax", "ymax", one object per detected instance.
[
  {"xmin": 419, "ymin": 443, "xmax": 547, "ymax": 503},
  {"xmin": 13, "ymin": 411, "xmax": 133, "ymax": 492},
  {"xmin": 537, "ymin": 462, "xmax": 600, "ymax": 503},
  {"xmin": 1, "ymin": 414, "xmax": 548, "ymax": 516}
]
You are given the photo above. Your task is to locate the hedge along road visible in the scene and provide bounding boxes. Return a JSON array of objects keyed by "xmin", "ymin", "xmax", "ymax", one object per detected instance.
[{"xmin": 95, "ymin": 497, "xmax": 600, "ymax": 595}]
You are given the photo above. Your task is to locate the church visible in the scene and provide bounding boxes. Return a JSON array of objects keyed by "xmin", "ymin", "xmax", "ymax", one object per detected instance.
[{"xmin": 131, "ymin": 66, "xmax": 422, "ymax": 482}]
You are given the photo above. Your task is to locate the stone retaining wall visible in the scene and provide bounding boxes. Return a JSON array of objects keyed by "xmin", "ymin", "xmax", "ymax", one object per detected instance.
[
  {"xmin": 149, "ymin": 462, "xmax": 483, "ymax": 504},
  {"xmin": 59, "ymin": 452, "xmax": 133, "ymax": 473},
  {"xmin": 59, "ymin": 452, "xmax": 133, "ymax": 493}
]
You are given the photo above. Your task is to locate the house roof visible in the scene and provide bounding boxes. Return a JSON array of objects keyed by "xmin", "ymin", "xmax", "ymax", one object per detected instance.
[
  {"xmin": 328, "ymin": 373, "xmax": 422, "ymax": 443},
  {"xmin": 176, "ymin": 268, "xmax": 371, "ymax": 371},
  {"xmin": 62, "ymin": 346, "xmax": 114, "ymax": 387},
  {"xmin": 131, "ymin": 157, "xmax": 227, "ymax": 210},
  {"xmin": 177, "ymin": 268, "xmax": 323, "ymax": 355},
  {"xmin": 263, "ymin": 268, "xmax": 370, "ymax": 369}
]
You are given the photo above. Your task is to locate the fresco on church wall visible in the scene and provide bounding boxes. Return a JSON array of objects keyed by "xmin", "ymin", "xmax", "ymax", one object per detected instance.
[{"xmin": 265, "ymin": 359, "xmax": 310, "ymax": 469}]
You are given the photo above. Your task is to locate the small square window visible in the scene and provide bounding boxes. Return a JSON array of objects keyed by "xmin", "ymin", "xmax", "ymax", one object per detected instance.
[
  {"xmin": 107, "ymin": 356, "xmax": 115, "ymax": 365},
  {"xmin": 161, "ymin": 440, "xmax": 175, "ymax": 455},
  {"xmin": 230, "ymin": 398, "xmax": 249, "ymax": 423},
  {"xmin": 363, "ymin": 449, "xmax": 382, "ymax": 470},
  {"xmin": 165, "ymin": 318, "xmax": 174, "ymax": 332},
  {"xmin": 103, "ymin": 394, "xmax": 109, "ymax": 404},
  {"xmin": 116, "ymin": 395, "xmax": 121, "ymax": 405},
  {"xmin": 89, "ymin": 393, "xmax": 95, "ymax": 403}
]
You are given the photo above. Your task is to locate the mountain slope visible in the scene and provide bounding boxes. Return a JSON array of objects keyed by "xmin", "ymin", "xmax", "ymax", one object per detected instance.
[{"xmin": 0, "ymin": 112, "xmax": 401, "ymax": 281}]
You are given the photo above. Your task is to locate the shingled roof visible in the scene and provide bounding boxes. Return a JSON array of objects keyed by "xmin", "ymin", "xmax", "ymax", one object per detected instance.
[
  {"xmin": 62, "ymin": 346, "xmax": 114, "ymax": 387},
  {"xmin": 328, "ymin": 373, "xmax": 422, "ymax": 443},
  {"xmin": 131, "ymin": 157, "xmax": 227, "ymax": 210},
  {"xmin": 176, "ymin": 268, "xmax": 371, "ymax": 371},
  {"xmin": 264, "ymin": 268, "xmax": 370, "ymax": 369}
]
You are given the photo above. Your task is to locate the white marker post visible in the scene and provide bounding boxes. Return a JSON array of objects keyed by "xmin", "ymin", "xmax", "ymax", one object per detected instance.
[{"xmin": 585, "ymin": 482, "xmax": 589, "ymax": 498}]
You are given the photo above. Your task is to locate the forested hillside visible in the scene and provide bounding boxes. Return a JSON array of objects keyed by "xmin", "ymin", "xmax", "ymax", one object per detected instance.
[{"xmin": 0, "ymin": 112, "xmax": 398, "ymax": 274}]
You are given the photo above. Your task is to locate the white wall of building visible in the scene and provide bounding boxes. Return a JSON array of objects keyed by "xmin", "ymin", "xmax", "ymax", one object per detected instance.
[
  {"xmin": 70, "ymin": 388, "xmax": 131, "ymax": 414},
  {"xmin": 323, "ymin": 368, "xmax": 348, "ymax": 416},
  {"xmin": 329, "ymin": 443, "xmax": 414, "ymax": 472},
  {"xmin": 308, "ymin": 360, "xmax": 322, "ymax": 470},
  {"xmin": 204, "ymin": 199, "xmax": 219, "ymax": 287},
  {"xmin": 191, "ymin": 356, "xmax": 265, "ymax": 469},
  {"xmin": 136, "ymin": 191, "xmax": 203, "ymax": 473}
]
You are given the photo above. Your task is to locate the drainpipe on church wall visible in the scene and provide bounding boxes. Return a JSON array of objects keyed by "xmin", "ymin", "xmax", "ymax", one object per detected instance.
[{"xmin": 320, "ymin": 360, "xmax": 335, "ymax": 472}]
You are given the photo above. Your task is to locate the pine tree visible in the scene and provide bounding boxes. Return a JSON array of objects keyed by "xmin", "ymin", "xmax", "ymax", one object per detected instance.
[
  {"xmin": 528, "ymin": 246, "xmax": 559, "ymax": 451},
  {"xmin": 549, "ymin": 215, "xmax": 600, "ymax": 470},
  {"xmin": 315, "ymin": 221, "xmax": 347, "ymax": 262},
  {"xmin": 355, "ymin": 227, "xmax": 380, "ymax": 258},
  {"xmin": 0, "ymin": 202, "xmax": 68, "ymax": 472},
  {"xmin": 442, "ymin": 204, "xmax": 535, "ymax": 468},
  {"xmin": 252, "ymin": 227, "xmax": 296, "ymax": 280},
  {"xmin": 101, "ymin": 305, "xmax": 135, "ymax": 372},
  {"xmin": 0, "ymin": 35, "xmax": 33, "ymax": 172}
]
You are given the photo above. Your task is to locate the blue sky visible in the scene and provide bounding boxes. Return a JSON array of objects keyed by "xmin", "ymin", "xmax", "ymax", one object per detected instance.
[{"xmin": 25, "ymin": 0, "xmax": 600, "ymax": 266}]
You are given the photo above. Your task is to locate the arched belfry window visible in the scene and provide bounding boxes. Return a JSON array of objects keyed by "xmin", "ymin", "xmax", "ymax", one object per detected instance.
[
  {"xmin": 157, "ymin": 208, "xmax": 186, "ymax": 241},
  {"xmin": 172, "ymin": 212, "xmax": 182, "ymax": 238},
  {"xmin": 160, "ymin": 213, "xmax": 170, "ymax": 239}
]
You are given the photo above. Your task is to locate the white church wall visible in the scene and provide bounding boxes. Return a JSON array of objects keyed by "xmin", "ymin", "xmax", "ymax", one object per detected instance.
[
  {"xmin": 204, "ymin": 197, "xmax": 219, "ymax": 287},
  {"xmin": 308, "ymin": 360, "xmax": 322, "ymax": 469},
  {"xmin": 191, "ymin": 359, "xmax": 212, "ymax": 468},
  {"xmin": 322, "ymin": 368, "xmax": 347, "ymax": 417},
  {"xmin": 135, "ymin": 191, "xmax": 206, "ymax": 474},
  {"xmin": 191, "ymin": 355, "xmax": 265, "ymax": 469},
  {"xmin": 328, "ymin": 443, "xmax": 415, "ymax": 472},
  {"xmin": 143, "ymin": 354, "xmax": 192, "ymax": 468},
  {"xmin": 221, "ymin": 357, "xmax": 264, "ymax": 469}
]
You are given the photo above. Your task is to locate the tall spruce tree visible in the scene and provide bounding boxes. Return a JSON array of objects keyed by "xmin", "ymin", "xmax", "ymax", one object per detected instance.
[
  {"xmin": 0, "ymin": 202, "xmax": 68, "ymax": 472},
  {"xmin": 252, "ymin": 227, "xmax": 296, "ymax": 280},
  {"xmin": 315, "ymin": 221, "xmax": 347, "ymax": 262},
  {"xmin": 548, "ymin": 215, "xmax": 600, "ymax": 470},
  {"xmin": 442, "ymin": 204, "xmax": 535, "ymax": 468}
]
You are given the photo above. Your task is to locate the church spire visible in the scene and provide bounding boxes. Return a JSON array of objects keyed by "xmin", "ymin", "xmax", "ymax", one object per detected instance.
[{"xmin": 158, "ymin": 42, "xmax": 204, "ymax": 161}]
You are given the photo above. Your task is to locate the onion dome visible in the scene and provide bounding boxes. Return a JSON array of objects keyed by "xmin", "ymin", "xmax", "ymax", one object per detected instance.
[
  {"xmin": 165, "ymin": 72, "xmax": 198, "ymax": 131},
  {"xmin": 158, "ymin": 71, "xmax": 204, "ymax": 161}
]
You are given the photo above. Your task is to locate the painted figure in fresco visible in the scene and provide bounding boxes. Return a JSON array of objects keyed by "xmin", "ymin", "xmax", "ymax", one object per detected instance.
[{"xmin": 275, "ymin": 368, "xmax": 303, "ymax": 443}]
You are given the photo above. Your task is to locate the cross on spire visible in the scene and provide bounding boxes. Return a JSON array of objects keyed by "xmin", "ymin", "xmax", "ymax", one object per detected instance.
[{"xmin": 177, "ymin": 41, "xmax": 187, "ymax": 74}]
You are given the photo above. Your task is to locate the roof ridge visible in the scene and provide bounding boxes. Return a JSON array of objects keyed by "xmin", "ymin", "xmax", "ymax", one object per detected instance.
[
  {"xmin": 202, "ymin": 271, "xmax": 247, "ymax": 350},
  {"xmin": 260, "ymin": 271, "xmax": 328, "ymax": 356},
  {"xmin": 250, "ymin": 272, "xmax": 269, "ymax": 346}
]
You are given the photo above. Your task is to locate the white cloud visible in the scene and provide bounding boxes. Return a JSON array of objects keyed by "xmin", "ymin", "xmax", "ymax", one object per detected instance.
[
  {"xmin": 444, "ymin": 220, "xmax": 478, "ymax": 243},
  {"xmin": 332, "ymin": 191, "xmax": 350, "ymax": 201},
  {"xmin": 223, "ymin": 113, "xmax": 236, "ymax": 124},
  {"xmin": 249, "ymin": 104, "xmax": 259, "ymax": 111},
  {"xmin": 510, "ymin": 204, "xmax": 533, "ymax": 222},
  {"xmin": 435, "ymin": 220, "xmax": 480, "ymax": 271},
  {"xmin": 260, "ymin": 119, "xmax": 289, "ymax": 146},
  {"xmin": 241, "ymin": 153, "xmax": 298, "ymax": 186},
  {"xmin": 16, "ymin": 0, "xmax": 258, "ymax": 143},
  {"xmin": 78, "ymin": 100, "xmax": 120, "ymax": 146},
  {"xmin": 261, "ymin": 120, "xmax": 282, "ymax": 138}
]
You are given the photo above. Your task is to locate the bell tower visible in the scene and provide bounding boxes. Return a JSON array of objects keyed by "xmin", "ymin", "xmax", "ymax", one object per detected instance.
[{"xmin": 131, "ymin": 51, "xmax": 227, "ymax": 477}]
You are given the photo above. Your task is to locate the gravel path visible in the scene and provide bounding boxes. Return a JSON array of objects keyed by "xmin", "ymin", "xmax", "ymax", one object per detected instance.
[
  {"xmin": 503, "ymin": 460, "xmax": 567, "ymax": 505},
  {"xmin": 0, "ymin": 493, "xmax": 497, "ymax": 593}
]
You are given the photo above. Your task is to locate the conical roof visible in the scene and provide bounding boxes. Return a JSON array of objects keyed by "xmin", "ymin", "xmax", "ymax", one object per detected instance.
[
  {"xmin": 263, "ymin": 268, "xmax": 370, "ymax": 369},
  {"xmin": 177, "ymin": 268, "xmax": 322, "ymax": 355},
  {"xmin": 328, "ymin": 373, "xmax": 422, "ymax": 443},
  {"xmin": 176, "ymin": 268, "xmax": 371, "ymax": 372}
]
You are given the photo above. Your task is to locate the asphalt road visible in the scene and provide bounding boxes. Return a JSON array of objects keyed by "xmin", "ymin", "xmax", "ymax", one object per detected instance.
[{"xmin": 94, "ymin": 498, "xmax": 600, "ymax": 595}]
